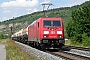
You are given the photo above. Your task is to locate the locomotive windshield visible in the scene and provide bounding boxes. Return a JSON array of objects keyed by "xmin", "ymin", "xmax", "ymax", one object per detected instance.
[{"xmin": 43, "ymin": 20, "xmax": 61, "ymax": 27}]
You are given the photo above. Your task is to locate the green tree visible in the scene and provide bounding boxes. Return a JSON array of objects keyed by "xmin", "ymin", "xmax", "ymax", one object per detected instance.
[{"xmin": 66, "ymin": 3, "xmax": 90, "ymax": 45}]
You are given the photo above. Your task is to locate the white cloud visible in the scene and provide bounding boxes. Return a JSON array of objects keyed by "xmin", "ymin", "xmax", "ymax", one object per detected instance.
[
  {"xmin": 65, "ymin": 0, "xmax": 89, "ymax": 7},
  {"xmin": 2, "ymin": 17, "xmax": 8, "ymax": 21},
  {"xmin": 26, "ymin": 8, "xmax": 32, "ymax": 11},
  {"xmin": 27, "ymin": 8, "xmax": 38, "ymax": 14},
  {"xmin": 3, "ymin": 10, "xmax": 11, "ymax": 14},
  {"xmin": 0, "ymin": 0, "xmax": 39, "ymax": 22},
  {"xmin": 0, "ymin": 0, "xmax": 38, "ymax": 8},
  {"xmin": 43, "ymin": 0, "xmax": 52, "ymax": 3},
  {"xmin": 33, "ymin": 8, "xmax": 38, "ymax": 12},
  {"xmin": 40, "ymin": 0, "xmax": 52, "ymax": 5}
]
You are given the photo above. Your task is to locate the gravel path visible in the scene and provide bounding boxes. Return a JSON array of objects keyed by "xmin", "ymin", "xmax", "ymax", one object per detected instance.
[{"xmin": 0, "ymin": 44, "xmax": 6, "ymax": 60}]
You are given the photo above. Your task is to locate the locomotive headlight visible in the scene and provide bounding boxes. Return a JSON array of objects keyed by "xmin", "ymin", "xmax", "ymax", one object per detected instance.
[
  {"xmin": 57, "ymin": 31, "xmax": 62, "ymax": 34},
  {"xmin": 44, "ymin": 31, "xmax": 49, "ymax": 34}
]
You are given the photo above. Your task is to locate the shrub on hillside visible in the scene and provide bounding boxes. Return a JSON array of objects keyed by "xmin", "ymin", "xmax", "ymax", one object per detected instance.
[{"xmin": 0, "ymin": 34, "xmax": 7, "ymax": 39}]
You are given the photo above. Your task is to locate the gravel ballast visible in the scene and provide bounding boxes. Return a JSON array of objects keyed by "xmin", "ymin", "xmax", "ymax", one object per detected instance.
[{"xmin": 15, "ymin": 41, "xmax": 63, "ymax": 60}]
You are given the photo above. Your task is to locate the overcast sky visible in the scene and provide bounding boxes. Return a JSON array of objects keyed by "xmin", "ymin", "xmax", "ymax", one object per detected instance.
[{"xmin": 0, "ymin": 0, "xmax": 89, "ymax": 22}]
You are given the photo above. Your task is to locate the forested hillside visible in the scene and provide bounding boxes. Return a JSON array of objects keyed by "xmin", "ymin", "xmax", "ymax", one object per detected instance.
[{"xmin": 0, "ymin": 1, "xmax": 90, "ymax": 38}]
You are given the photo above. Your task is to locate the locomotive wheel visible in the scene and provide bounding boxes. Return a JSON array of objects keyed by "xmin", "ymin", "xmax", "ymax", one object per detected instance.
[{"xmin": 39, "ymin": 44, "xmax": 45, "ymax": 50}]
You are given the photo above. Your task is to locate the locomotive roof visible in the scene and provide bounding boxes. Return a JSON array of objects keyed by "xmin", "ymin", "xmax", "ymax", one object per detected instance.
[
  {"xmin": 38, "ymin": 17, "xmax": 62, "ymax": 21},
  {"xmin": 29, "ymin": 17, "xmax": 62, "ymax": 26}
]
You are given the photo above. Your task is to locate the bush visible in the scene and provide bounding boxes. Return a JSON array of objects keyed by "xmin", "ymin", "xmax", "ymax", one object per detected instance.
[
  {"xmin": 82, "ymin": 33, "xmax": 90, "ymax": 46},
  {"xmin": 0, "ymin": 34, "xmax": 7, "ymax": 39},
  {"xmin": 70, "ymin": 36, "xmax": 81, "ymax": 45}
]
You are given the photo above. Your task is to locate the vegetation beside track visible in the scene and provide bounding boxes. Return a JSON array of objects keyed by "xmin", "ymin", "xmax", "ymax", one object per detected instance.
[
  {"xmin": 0, "ymin": 39, "xmax": 39, "ymax": 60},
  {"xmin": 65, "ymin": 40, "xmax": 90, "ymax": 48}
]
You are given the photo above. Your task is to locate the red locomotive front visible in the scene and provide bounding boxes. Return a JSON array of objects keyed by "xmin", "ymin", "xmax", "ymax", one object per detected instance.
[{"xmin": 28, "ymin": 17, "xmax": 65, "ymax": 48}]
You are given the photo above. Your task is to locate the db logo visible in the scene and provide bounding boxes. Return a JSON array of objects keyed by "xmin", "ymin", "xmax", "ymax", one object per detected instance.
[{"xmin": 51, "ymin": 31, "xmax": 55, "ymax": 34}]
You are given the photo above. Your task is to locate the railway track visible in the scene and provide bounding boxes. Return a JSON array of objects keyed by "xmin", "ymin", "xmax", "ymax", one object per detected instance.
[
  {"xmin": 64, "ymin": 45, "xmax": 90, "ymax": 51},
  {"xmin": 44, "ymin": 45, "xmax": 90, "ymax": 60},
  {"xmin": 45, "ymin": 49, "xmax": 90, "ymax": 60},
  {"xmin": 60, "ymin": 45, "xmax": 90, "ymax": 58},
  {"xmin": 14, "ymin": 41, "xmax": 90, "ymax": 60}
]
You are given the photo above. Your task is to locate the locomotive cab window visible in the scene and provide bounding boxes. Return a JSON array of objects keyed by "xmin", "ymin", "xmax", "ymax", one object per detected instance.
[
  {"xmin": 53, "ymin": 21, "xmax": 61, "ymax": 26},
  {"xmin": 43, "ymin": 20, "xmax": 51, "ymax": 26},
  {"xmin": 43, "ymin": 20, "xmax": 61, "ymax": 27}
]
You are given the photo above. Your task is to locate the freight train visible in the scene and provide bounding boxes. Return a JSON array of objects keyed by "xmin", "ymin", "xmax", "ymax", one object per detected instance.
[{"xmin": 11, "ymin": 17, "xmax": 65, "ymax": 49}]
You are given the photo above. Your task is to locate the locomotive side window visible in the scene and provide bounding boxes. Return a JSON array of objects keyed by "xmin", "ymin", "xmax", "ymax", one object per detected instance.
[
  {"xmin": 53, "ymin": 21, "xmax": 61, "ymax": 26},
  {"xmin": 38, "ymin": 22, "xmax": 39, "ymax": 28}
]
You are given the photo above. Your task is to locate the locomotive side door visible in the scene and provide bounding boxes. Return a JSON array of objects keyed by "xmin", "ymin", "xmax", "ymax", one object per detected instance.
[{"xmin": 36, "ymin": 22, "xmax": 40, "ymax": 42}]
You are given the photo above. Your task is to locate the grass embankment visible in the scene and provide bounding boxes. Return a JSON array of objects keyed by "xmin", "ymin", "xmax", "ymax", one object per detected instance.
[
  {"xmin": 0, "ymin": 39, "xmax": 39, "ymax": 60},
  {"xmin": 65, "ymin": 40, "xmax": 90, "ymax": 48}
]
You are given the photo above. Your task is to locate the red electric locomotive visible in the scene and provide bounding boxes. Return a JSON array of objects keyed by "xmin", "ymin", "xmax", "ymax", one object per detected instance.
[
  {"xmin": 28, "ymin": 17, "xmax": 65, "ymax": 49},
  {"xmin": 11, "ymin": 2, "xmax": 65, "ymax": 49}
]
